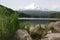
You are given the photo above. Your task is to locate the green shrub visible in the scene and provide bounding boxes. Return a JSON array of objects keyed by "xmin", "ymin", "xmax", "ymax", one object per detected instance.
[
  {"xmin": 30, "ymin": 25, "xmax": 49, "ymax": 39},
  {"xmin": 50, "ymin": 27, "xmax": 54, "ymax": 32},
  {"xmin": 0, "ymin": 5, "xmax": 22, "ymax": 40},
  {"xmin": 0, "ymin": 11, "xmax": 19, "ymax": 40},
  {"xmin": 19, "ymin": 22, "xmax": 30, "ymax": 32}
]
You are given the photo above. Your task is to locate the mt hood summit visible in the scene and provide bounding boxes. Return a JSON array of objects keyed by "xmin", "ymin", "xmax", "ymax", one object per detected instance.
[
  {"xmin": 20, "ymin": 3, "xmax": 48, "ymax": 11},
  {"xmin": 18, "ymin": 3, "xmax": 57, "ymax": 16}
]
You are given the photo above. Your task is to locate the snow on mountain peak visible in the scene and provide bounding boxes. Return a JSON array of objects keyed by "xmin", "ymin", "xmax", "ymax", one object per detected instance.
[
  {"xmin": 20, "ymin": 3, "xmax": 49, "ymax": 11},
  {"xmin": 23, "ymin": 3, "xmax": 40, "ymax": 10}
]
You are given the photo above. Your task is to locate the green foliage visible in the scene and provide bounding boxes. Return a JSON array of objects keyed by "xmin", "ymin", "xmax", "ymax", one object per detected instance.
[
  {"xmin": 0, "ymin": 5, "xmax": 19, "ymax": 40},
  {"xmin": 19, "ymin": 22, "xmax": 30, "ymax": 33},
  {"xmin": 30, "ymin": 25, "xmax": 49, "ymax": 39},
  {"xmin": 20, "ymin": 38, "xmax": 26, "ymax": 40},
  {"xmin": 48, "ymin": 12, "xmax": 60, "ymax": 18},
  {"xmin": 0, "ymin": 5, "xmax": 16, "ymax": 16},
  {"xmin": 50, "ymin": 27, "xmax": 54, "ymax": 32}
]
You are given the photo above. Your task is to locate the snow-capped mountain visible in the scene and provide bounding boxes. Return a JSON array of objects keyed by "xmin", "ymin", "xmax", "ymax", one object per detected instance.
[
  {"xmin": 19, "ymin": 3, "xmax": 49, "ymax": 11},
  {"xmin": 18, "ymin": 3, "xmax": 58, "ymax": 16}
]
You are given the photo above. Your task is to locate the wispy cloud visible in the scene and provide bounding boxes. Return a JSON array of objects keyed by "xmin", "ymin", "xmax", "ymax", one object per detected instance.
[{"xmin": 48, "ymin": 4, "xmax": 60, "ymax": 10}]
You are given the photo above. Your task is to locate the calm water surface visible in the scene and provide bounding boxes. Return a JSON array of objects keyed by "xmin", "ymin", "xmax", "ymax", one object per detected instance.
[
  {"xmin": 19, "ymin": 20, "xmax": 56, "ymax": 25},
  {"xmin": 19, "ymin": 18, "xmax": 60, "ymax": 25}
]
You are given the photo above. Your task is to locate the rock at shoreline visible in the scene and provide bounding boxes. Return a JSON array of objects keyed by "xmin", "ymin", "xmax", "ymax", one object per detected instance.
[
  {"xmin": 30, "ymin": 24, "xmax": 46, "ymax": 33},
  {"xmin": 15, "ymin": 29, "xmax": 32, "ymax": 40},
  {"xmin": 53, "ymin": 21, "xmax": 60, "ymax": 33},
  {"xmin": 41, "ymin": 33, "xmax": 60, "ymax": 40},
  {"xmin": 48, "ymin": 21, "xmax": 60, "ymax": 33}
]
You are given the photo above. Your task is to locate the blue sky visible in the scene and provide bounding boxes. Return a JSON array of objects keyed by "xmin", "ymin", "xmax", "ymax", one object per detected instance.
[{"xmin": 0, "ymin": 0, "xmax": 60, "ymax": 11}]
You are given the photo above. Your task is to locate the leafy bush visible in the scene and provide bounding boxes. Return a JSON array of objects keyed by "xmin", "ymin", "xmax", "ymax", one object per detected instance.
[
  {"xmin": 0, "ymin": 13, "xmax": 19, "ymax": 40},
  {"xmin": 50, "ymin": 27, "xmax": 54, "ymax": 32},
  {"xmin": 19, "ymin": 22, "xmax": 30, "ymax": 33},
  {"xmin": 0, "ymin": 5, "xmax": 19, "ymax": 40},
  {"xmin": 30, "ymin": 25, "xmax": 49, "ymax": 39}
]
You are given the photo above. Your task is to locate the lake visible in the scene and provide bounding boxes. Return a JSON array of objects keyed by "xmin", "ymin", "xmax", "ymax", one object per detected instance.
[
  {"xmin": 19, "ymin": 20, "xmax": 56, "ymax": 25},
  {"xmin": 19, "ymin": 18, "xmax": 60, "ymax": 25}
]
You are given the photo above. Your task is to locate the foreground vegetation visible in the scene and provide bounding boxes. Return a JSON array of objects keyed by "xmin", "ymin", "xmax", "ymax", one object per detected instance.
[
  {"xmin": 19, "ymin": 23, "xmax": 50, "ymax": 40},
  {"xmin": 0, "ymin": 5, "xmax": 19, "ymax": 40}
]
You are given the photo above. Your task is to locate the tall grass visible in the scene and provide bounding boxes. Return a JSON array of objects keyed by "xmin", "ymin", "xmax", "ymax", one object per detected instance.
[{"xmin": 0, "ymin": 7, "xmax": 19, "ymax": 40}]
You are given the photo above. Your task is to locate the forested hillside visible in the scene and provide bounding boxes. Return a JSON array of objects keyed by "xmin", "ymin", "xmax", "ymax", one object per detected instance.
[
  {"xmin": 0, "ymin": 5, "xmax": 31, "ymax": 18},
  {"xmin": 0, "ymin": 5, "xmax": 15, "ymax": 16}
]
